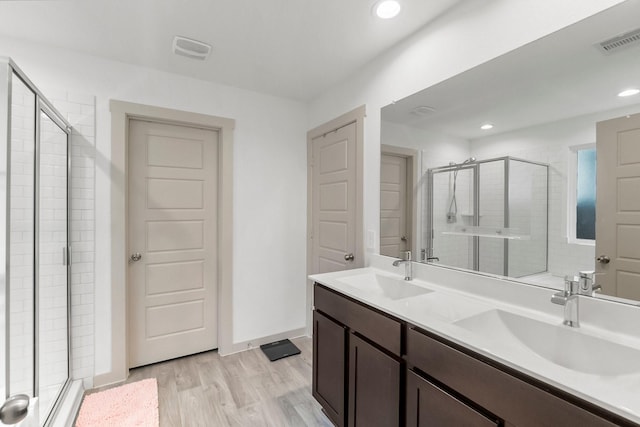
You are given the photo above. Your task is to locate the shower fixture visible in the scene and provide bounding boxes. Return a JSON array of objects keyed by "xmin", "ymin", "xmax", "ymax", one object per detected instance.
[{"xmin": 446, "ymin": 157, "xmax": 476, "ymax": 223}]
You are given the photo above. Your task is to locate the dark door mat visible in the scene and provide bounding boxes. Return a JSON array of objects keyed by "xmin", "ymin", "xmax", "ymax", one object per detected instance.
[{"xmin": 260, "ymin": 339, "xmax": 301, "ymax": 361}]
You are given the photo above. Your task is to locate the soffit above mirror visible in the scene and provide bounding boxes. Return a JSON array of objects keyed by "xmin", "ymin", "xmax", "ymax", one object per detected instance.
[{"xmin": 382, "ymin": 0, "xmax": 640, "ymax": 140}]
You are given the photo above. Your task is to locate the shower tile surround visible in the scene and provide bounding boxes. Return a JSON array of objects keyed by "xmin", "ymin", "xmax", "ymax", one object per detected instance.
[{"xmin": 9, "ymin": 86, "xmax": 97, "ymax": 398}]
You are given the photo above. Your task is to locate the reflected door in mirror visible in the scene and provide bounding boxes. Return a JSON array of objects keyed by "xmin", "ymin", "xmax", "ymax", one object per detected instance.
[{"xmin": 380, "ymin": 154, "xmax": 409, "ymax": 257}]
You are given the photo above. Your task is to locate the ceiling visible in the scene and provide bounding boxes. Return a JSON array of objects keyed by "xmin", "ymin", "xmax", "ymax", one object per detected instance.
[
  {"xmin": 382, "ymin": 0, "xmax": 640, "ymax": 140},
  {"xmin": 0, "ymin": 0, "xmax": 463, "ymax": 101}
]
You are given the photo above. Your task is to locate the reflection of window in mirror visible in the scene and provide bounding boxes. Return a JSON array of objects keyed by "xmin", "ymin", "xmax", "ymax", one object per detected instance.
[{"xmin": 567, "ymin": 144, "xmax": 596, "ymax": 245}]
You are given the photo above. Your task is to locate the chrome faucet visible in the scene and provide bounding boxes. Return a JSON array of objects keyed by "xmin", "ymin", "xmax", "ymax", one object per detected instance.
[
  {"xmin": 392, "ymin": 250, "xmax": 412, "ymax": 281},
  {"xmin": 551, "ymin": 276, "xmax": 580, "ymax": 327},
  {"xmin": 551, "ymin": 271, "xmax": 602, "ymax": 328},
  {"xmin": 577, "ymin": 271, "xmax": 602, "ymax": 295}
]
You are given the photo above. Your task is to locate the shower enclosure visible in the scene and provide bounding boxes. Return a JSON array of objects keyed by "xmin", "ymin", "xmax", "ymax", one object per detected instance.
[
  {"xmin": 426, "ymin": 156, "xmax": 548, "ymax": 278},
  {"xmin": 0, "ymin": 59, "xmax": 71, "ymax": 426}
]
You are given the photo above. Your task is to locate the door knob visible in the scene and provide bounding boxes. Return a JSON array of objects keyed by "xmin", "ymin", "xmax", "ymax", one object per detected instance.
[
  {"xmin": 401, "ymin": 236, "xmax": 407, "ymax": 242},
  {"xmin": 130, "ymin": 252, "xmax": 142, "ymax": 263},
  {"xmin": 596, "ymin": 255, "xmax": 610, "ymax": 264},
  {"xmin": 344, "ymin": 253, "xmax": 355, "ymax": 262}
]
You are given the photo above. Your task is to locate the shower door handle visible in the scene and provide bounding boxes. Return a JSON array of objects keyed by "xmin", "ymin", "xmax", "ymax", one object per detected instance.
[{"xmin": 0, "ymin": 394, "xmax": 30, "ymax": 425}]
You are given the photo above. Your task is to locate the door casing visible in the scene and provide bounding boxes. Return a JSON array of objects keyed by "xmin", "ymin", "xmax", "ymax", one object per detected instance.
[
  {"xmin": 306, "ymin": 105, "xmax": 365, "ymax": 335},
  {"xmin": 97, "ymin": 101, "xmax": 234, "ymax": 387}
]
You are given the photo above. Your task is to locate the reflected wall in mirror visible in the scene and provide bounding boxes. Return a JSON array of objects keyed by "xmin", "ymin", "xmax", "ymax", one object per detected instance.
[{"xmin": 380, "ymin": 0, "xmax": 640, "ymax": 303}]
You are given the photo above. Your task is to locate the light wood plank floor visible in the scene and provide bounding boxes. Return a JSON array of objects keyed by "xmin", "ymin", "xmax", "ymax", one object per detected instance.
[{"xmin": 87, "ymin": 337, "xmax": 332, "ymax": 427}]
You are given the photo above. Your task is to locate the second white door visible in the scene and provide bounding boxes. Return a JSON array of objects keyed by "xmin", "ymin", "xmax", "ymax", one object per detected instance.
[
  {"xmin": 311, "ymin": 122, "xmax": 358, "ymax": 273},
  {"xmin": 128, "ymin": 119, "xmax": 218, "ymax": 368}
]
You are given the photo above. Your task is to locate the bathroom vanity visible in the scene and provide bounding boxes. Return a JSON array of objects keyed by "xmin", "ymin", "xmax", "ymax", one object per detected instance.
[{"xmin": 310, "ymin": 255, "xmax": 640, "ymax": 427}]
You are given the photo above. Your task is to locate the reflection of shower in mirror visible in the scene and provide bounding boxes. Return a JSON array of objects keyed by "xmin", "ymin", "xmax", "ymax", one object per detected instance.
[{"xmin": 446, "ymin": 157, "xmax": 476, "ymax": 224}]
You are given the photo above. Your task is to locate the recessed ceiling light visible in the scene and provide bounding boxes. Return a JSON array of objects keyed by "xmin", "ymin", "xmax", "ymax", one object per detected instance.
[
  {"xmin": 374, "ymin": 0, "xmax": 401, "ymax": 19},
  {"xmin": 618, "ymin": 88, "xmax": 640, "ymax": 97},
  {"xmin": 480, "ymin": 123, "xmax": 494, "ymax": 130},
  {"xmin": 410, "ymin": 105, "xmax": 436, "ymax": 116}
]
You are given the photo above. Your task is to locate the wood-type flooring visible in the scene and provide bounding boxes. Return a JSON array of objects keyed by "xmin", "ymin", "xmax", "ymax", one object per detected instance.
[{"xmin": 86, "ymin": 337, "xmax": 332, "ymax": 426}]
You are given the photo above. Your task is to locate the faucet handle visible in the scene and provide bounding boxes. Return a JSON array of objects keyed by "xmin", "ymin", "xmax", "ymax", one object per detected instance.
[
  {"xmin": 563, "ymin": 275, "xmax": 580, "ymax": 294},
  {"xmin": 579, "ymin": 271, "xmax": 595, "ymax": 281}
]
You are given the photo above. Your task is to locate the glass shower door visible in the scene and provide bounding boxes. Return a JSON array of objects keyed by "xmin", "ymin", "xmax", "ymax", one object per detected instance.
[{"xmin": 37, "ymin": 107, "xmax": 69, "ymax": 424}]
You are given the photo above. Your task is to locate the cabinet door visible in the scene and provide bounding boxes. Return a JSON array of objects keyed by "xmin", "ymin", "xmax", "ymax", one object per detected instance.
[
  {"xmin": 348, "ymin": 333, "xmax": 401, "ymax": 427},
  {"xmin": 406, "ymin": 370, "xmax": 500, "ymax": 427},
  {"xmin": 313, "ymin": 310, "xmax": 347, "ymax": 427}
]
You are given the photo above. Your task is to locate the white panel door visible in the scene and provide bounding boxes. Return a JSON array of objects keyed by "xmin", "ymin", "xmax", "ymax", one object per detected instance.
[
  {"xmin": 380, "ymin": 154, "xmax": 408, "ymax": 257},
  {"xmin": 311, "ymin": 122, "xmax": 357, "ymax": 273},
  {"xmin": 596, "ymin": 112, "xmax": 640, "ymax": 300},
  {"xmin": 128, "ymin": 119, "xmax": 218, "ymax": 367}
]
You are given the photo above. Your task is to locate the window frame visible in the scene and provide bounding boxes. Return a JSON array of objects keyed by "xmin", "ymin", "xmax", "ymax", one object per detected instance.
[{"xmin": 567, "ymin": 143, "xmax": 596, "ymax": 246}]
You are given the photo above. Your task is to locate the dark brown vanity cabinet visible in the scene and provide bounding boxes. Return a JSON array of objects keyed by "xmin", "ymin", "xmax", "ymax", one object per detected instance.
[
  {"xmin": 313, "ymin": 284, "xmax": 403, "ymax": 427},
  {"xmin": 313, "ymin": 283, "xmax": 638, "ymax": 427}
]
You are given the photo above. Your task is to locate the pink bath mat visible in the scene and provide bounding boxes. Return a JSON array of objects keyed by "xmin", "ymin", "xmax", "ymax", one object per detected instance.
[{"xmin": 75, "ymin": 378, "xmax": 159, "ymax": 427}]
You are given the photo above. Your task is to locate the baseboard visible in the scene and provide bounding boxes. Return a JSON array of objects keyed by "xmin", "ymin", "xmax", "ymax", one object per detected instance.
[
  {"xmin": 92, "ymin": 371, "xmax": 127, "ymax": 389},
  {"xmin": 51, "ymin": 380, "xmax": 84, "ymax": 427},
  {"xmin": 220, "ymin": 327, "xmax": 309, "ymax": 356}
]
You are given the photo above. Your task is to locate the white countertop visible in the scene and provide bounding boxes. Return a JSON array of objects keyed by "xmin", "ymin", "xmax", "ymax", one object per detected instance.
[{"xmin": 309, "ymin": 254, "xmax": 640, "ymax": 424}]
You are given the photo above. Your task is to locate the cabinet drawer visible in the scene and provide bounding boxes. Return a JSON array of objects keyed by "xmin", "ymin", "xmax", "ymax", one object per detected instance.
[
  {"xmin": 314, "ymin": 284, "xmax": 402, "ymax": 355},
  {"xmin": 406, "ymin": 370, "xmax": 500, "ymax": 427},
  {"xmin": 407, "ymin": 326, "xmax": 624, "ymax": 427}
]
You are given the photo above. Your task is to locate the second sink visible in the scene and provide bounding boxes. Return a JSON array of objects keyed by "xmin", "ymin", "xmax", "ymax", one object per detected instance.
[{"xmin": 455, "ymin": 309, "xmax": 640, "ymax": 376}]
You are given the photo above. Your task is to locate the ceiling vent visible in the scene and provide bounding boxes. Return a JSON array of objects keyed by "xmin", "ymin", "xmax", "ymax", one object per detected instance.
[
  {"xmin": 172, "ymin": 36, "xmax": 211, "ymax": 60},
  {"xmin": 597, "ymin": 28, "xmax": 640, "ymax": 54}
]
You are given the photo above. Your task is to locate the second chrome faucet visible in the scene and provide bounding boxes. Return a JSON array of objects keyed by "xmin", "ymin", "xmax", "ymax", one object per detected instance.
[
  {"xmin": 392, "ymin": 250, "xmax": 412, "ymax": 281},
  {"xmin": 551, "ymin": 271, "xmax": 601, "ymax": 327}
]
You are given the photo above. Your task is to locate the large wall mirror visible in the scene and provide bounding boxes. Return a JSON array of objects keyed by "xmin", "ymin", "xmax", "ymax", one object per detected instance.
[{"xmin": 380, "ymin": 0, "xmax": 640, "ymax": 303}]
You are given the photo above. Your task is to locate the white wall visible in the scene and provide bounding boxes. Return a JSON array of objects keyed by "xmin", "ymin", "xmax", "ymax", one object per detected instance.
[
  {"xmin": 0, "ymin": 36, "xmax": 309, "ymax": 376},
  {"xmin": 308, "ymin": 0, "xmax": 625, "ymax": 264}
]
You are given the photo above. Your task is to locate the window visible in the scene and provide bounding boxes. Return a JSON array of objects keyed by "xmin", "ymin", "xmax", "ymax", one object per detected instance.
[{"xmin": 568, "ymin": 144, "xmax": 596, "ymax": 244}]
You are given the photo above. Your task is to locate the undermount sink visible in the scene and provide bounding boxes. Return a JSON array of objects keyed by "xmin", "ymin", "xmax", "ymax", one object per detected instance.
[
  {"xmin": 391, "ymin": 292, "xmax": 492, "ymax": 322},
  {"xmin": 455, "ymin": 309, "xmax": 640, "ymax": 376},
  {"xmin": 337, "ymin": 273, "xmax": 432, "ymax": 300}
]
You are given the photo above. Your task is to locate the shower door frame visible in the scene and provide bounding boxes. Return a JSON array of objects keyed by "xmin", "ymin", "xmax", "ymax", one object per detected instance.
[
  {"xmin": 2, "ymin": 58, "xmax": 72, "ymax": 426},
  {"xmin": 426, "ymin": 162, "xmax": 480, "ymax": 270},
  {"xmin": 426, "ymin": 156, "xmax": 549, "ymax": 276}
]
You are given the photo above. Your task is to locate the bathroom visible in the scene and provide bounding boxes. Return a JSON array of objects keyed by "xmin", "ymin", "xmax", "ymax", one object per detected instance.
[{"xmin": 1, "ymin": 0, "xmax": 639, "ymax": 425}]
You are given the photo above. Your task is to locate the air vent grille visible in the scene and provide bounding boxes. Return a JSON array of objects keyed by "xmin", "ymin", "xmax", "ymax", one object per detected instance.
[
  {"xmin": 598, "ymin": 28, "xmax": 640, "ymax": 54},
  {"xmin": 173, "ymin": 36, "xmax": 211, "ymax": 60}
]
